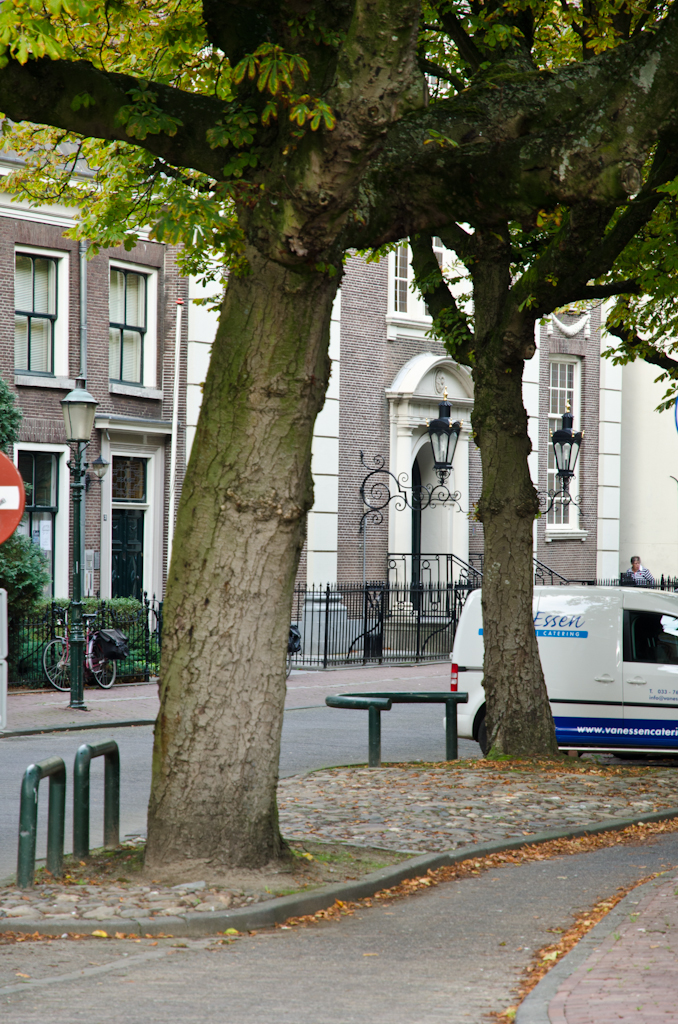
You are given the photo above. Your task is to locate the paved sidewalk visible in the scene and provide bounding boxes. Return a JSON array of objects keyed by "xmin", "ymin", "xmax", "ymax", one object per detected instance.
[
  {"xmin": 2, "ymin": 661, "xmax": 450, "ymax": 734},
  {"xmin": 2, "ymin": 683, "xmax": 160, "ymax": 734},
  {"xmin": 4, "ymin": 831, "xmax": 678, "ymax": 1023},
  {"xmin": 517, "ymin": 870, "xmax": 678, "ymax": 1023}
]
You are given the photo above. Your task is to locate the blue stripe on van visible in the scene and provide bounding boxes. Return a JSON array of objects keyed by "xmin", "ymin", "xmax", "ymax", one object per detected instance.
[
  {"xmin": 478, "ymin": 628, "xmax": 588, "ymax": 638},
  {"xmin": 554, "ymin": 715, "xmax": 678, "ymax": 748}
]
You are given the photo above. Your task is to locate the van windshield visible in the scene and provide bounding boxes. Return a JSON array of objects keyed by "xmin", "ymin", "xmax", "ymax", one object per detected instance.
[{"xmin": 626, "ymin": 611, "xmax": 678, "ymax": 665}]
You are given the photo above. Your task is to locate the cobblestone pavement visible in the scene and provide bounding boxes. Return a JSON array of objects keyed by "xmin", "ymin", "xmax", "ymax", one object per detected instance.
[
  {"xmin": 547, "ymin": 872, "xmax": 678, "ymax": 1023},
  {"xmin": 3, "ymin": 761, "xmax": 677, "ymax": 925},
  {"xmin": 0, "ymin": 869, "xmax": 277, "ymax": 925},
  {"xmin": 278, "ymin": 762, "xmax": 678, "ymax": 853}
]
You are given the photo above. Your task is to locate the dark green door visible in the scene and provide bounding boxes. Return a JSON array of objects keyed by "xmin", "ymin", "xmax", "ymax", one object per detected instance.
[{"xmin": 112, "ymin": 509, "xmax": 144, "ymax": 599}]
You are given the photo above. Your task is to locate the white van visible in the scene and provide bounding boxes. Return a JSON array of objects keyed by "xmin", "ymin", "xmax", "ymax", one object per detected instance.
[{"xmin": 451, "ymin": 585, "xmax": 678, "ymax": 755}]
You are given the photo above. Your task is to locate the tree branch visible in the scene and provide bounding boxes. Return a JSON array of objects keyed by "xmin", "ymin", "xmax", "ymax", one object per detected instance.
[
  {"xmin": 437, "ymin": 10, "xmax": 485, "ymax": 71},
  {"xmin": 409, "ymin": 234, "xmax": 474, "ymax": 364},
  {"xmin": 201, "ymin": 1, "xmax": 278, "ymax": 63},
  {"xmin": 0, "ymin": 58, "xmax": 228, "ymax": 179},
  {"xmin": 607, "ymin": 324, "xmax": 678, "ymax": 374},
  {"xmin": 579, "ymin": 280, "xmax": 641, "ymax": 299},
  {"xmin": 437, "ymin": 223, "xmax": 476, "ymax": 265},
  {"xmin": 351, "ymin": 4, "xmax": 678, "ymax": 249},
  {"xmin": 417, "ymin": 56, "xmax": 465, "ymax": 92}
]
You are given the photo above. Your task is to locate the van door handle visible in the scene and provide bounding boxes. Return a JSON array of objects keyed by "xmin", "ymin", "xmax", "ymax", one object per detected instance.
[
  {"xmin": 594, "ymin": 675, "xmax": 615, "ymax": 683},
  {"xmin": 627, "ymin": 677, "xmax": 647, "ymax": 686}
]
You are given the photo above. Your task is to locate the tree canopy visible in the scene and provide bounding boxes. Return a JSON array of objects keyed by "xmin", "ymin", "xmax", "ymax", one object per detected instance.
[{"xmin": 1, "ymin": 0, "xmax": 677, "ymax": 369}]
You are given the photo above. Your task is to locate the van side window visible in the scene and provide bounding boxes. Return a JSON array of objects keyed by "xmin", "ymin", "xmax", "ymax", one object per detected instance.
[{"xmin": 625, "ymin": 611, "xmax": 678, "ymax": 665}]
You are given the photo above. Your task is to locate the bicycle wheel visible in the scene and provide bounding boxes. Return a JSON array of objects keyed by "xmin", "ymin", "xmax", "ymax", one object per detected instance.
[
  {"xmin": 90, "ymin": 653, "xmax": 116, "ymax": 689},
  {"xmin": 43, "ymin": 638, "xmax": 70, "ymax": 691}
]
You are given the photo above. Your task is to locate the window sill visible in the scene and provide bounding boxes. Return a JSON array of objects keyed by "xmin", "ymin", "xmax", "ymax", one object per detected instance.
[
  {"xmin": 109, "ymin": 382, "xmax": 163, "ymax": 400},
  {"xmin": 15, "ymin": 374, "xmax": 76, "ymax": 390},
  {"xmin": 385, "ymin": 313, "xmax": 433, "ymax": 340},
  {"xmin": 545, "ymin": 528, "xmax": 588, "ymax": 543}
]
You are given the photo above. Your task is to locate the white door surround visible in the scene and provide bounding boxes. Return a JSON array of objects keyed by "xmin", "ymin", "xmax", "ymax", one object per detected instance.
[{"xmin": 385, "ymin": 353, "xmax": 473, "ymax": 567}]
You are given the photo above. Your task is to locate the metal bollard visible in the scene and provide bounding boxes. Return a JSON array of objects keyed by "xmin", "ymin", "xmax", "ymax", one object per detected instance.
[
  {"xmin": 73, "ymin": 740, "xmax": 120, "ymax": 860},
  {"xmin": 445, "ymin": 699, "xmax": 459, "ymax": 760},
  {"xmin": 17, "ymin": 757, "xmax": 66, "ymax": 889},
  {"xmin": 368, "ymin": 704, "xmax": 382, "ymax": 768}
]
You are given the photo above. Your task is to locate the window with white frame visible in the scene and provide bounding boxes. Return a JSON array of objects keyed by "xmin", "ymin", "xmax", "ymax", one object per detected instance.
[
  {"xmin": 394, "ymin": 242, "xmax": 409, "ymax": 312},
  {"xmin": 14, "ymin": 254, "xmax": 57, "ymax": 374},
  {"xmin": 16, "ymin": 450, "xmax": 59, "ymax": 594},
  {"xmin": 547, "ymin": 358, "xmax": 580, "ymax": 526},
  {"xmin": 393, "ymin": 237, "xmax": 445, "ymax": 316},
  {"xmin": 109, "ymin": 267, "xmax": 147, "ymax": 385}
]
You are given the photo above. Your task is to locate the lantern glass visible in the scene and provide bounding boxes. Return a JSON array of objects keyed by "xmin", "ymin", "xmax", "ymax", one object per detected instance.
[
  {"xmin": 61, "ymin": 385, "xmax": 98, "ymax": 442},
  {"xmin": 551, "ymin": 407, "xmax": 582, "ymax": 480},
  {"xmin": 431, "ymin": 429, "xmax": 449, "ymax": 466},
  {"xmin": 90, "ymin": 455, "xmax": 110, "ymax": 480}
]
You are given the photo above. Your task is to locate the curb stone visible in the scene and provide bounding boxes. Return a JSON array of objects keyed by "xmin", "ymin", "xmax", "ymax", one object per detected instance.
[
  {"xmin": 0, "ymin": 719, "xmax": 156, "ymax": 737},
  {"xmin": 515, "ymin": 869, "xmax": 678, "ymax": 1024},
  {"xmin": 2, "ymin": 806, "xmax": 678, "ymax": 939}
]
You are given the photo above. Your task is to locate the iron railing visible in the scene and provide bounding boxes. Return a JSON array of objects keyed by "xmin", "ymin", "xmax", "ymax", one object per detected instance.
[
  {"xmin": 290, "ymin": 581, "xmax": 472, "ymax": 668},
  {"xmin": 289, "ymin": 571, "xmax": 678, "ymax": 669},
  {"xmin": 13, "ymin": 569, "xmax": 678, "ymax": 682},
  {"xmin": 11, "ymin": 593, "xmax": 162, "ymax": 687}
]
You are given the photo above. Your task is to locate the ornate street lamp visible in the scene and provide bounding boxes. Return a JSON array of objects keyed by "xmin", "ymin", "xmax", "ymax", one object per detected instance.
[
  {"xmin": 359, "ymin": 389, "xmax": 465, "ymax": 530},
  {"xmin": 61, "ymin": 382, "xmax": 98, "ymax": 711},
  {"xmin": 427, "ymin": 389, "xmax": 462, "ymax": 485},
  {"xmin": 539, "ymin": 402, "xmax": 584, "ymax": 514},
  {"xmin": 551, "ymin": 404, "xmax": 583, "ymax": 489}
]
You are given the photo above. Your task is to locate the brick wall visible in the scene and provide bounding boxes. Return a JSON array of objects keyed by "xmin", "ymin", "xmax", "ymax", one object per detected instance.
[
  {"xmin": 1, "ymin": 216, "xmax": 187, "ymax": 598},
  {"xmin": 535, "ymin": 306, "xmax": 601, "ymax": 580}
]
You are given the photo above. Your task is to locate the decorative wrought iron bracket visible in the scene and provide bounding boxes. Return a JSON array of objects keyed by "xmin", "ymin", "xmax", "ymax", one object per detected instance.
[
  {"xmin": 537, "ymin": 482, "xmax": 582, "ymax": 516},
  {"xmin": 359, "ymin": 452, "xmax": 465, "ymax": 531}
]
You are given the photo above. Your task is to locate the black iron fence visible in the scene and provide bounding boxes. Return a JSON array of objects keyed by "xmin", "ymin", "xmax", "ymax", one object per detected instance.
[
  {"xmin": 11, "ymin": 594, "xmax": 163, "ymax": 688},
  {"xmin": 289, "ymin": 572, "xmax": 678, "ymax": 669},
  {"xmin": 289, "ymin": 582, "xmax": 472, "ymax": 668},
  {"xmin": 13, "ymin": 569, "xmax": 678, "ymax": 683}
]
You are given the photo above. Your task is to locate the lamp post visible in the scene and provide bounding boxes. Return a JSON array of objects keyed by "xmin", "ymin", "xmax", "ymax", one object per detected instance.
[{"xmin": 61, "ymin": 382, "xmax": 98, "ymax": 711}]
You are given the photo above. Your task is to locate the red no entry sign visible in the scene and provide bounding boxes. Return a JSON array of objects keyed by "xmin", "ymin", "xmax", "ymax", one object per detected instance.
[{"xmin": 0, "ymin": 451, "xmax": 25, "ymax": 545}]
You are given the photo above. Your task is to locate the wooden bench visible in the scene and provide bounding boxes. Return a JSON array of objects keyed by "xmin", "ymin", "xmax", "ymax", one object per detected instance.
[{"xmin": 325, "ymin": 691, "xmax": 468, "ymax": 767}]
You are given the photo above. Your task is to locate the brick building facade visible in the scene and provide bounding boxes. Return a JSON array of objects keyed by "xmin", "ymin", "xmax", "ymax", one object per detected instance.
[
  {"xmin": 3, "ymin": 172, "xmax": 674, "ymax": 601},
  {"xmin": 1, "ymin": 184, "xmax": 195, "ymax": 602}
]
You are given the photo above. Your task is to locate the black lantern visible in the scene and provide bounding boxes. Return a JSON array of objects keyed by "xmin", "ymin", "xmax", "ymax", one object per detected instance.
[
  {"xmin": 551, "ymin": 403, "xmax": 583, "ymax": 489},
  {"xmin": 89, "ymin": 454, "xmax": 110, "ymax": 481},
  {"xmin": 427, "ymin": 389, "xmax": 462, "ymax": 484}
]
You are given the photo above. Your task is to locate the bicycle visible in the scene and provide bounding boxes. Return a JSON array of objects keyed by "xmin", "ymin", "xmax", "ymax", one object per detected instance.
[{"xmin": 43, "ymin": 610, "xmax": 117, "ymax": 691}]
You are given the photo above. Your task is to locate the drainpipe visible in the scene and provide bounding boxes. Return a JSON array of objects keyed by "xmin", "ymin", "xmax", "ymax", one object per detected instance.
[
  {"xmin": 79, "ymin": 241, "xmax": 88, "ymax": 378},
  {"xmin": 167, "ymin": 299, "xmax": 184, "ymax": 575}
]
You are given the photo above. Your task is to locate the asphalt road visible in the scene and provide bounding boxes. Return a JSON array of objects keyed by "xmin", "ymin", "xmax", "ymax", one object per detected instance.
[
  {"xmin": 0, "ymin": 706, "xmax": 481, "ymax": 880},
  {"xmin": 2, "ymin": 829, "xmax": 677, "ymax": 1022}
]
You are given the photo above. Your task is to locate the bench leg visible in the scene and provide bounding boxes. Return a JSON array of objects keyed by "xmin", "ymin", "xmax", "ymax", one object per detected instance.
[
  {"xmin": 445, "ymin": 701, "xmax": 458, "ymax": 761},
  {"xmin": 368, "ymin": 705, "xmax": 381, "ymax": 768}
]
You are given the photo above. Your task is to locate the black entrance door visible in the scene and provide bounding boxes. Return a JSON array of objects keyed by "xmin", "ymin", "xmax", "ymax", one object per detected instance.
[{"xmin": 112, "ymin": 509, "xmax": 144, "ymax": 599}]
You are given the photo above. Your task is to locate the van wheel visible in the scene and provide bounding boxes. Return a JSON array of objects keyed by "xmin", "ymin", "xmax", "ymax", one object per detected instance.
[{"xmin": 477, "ymin": 717, "xmax": 490, "ymax": 756}]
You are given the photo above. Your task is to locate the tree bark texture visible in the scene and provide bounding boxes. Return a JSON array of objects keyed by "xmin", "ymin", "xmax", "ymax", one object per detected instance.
[
  {"xmin": 146, "ymin": 250, "xmax": 339, "ymax": 869},
  {"xmin": 472, "ymin": 243, "xmax": 559, "ymax": 757}
]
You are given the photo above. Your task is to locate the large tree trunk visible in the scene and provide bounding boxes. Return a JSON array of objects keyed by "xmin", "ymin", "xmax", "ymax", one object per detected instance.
[
  {"xmin": 472, "ymin": 242, "xmax": 559, "ymax": 757},
  {"xmin": 146, "ymin": 250, "xmax": 339, "ymax": 870}
]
